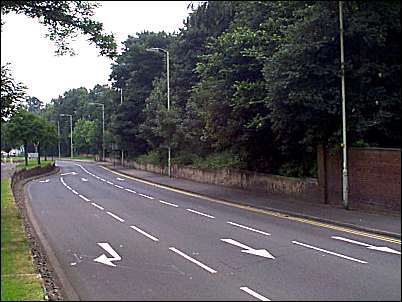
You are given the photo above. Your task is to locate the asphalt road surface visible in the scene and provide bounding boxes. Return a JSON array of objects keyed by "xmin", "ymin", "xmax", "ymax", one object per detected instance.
[{"xmin": 26, "ymin": 160, "xmax": 401, "ymax": 301}]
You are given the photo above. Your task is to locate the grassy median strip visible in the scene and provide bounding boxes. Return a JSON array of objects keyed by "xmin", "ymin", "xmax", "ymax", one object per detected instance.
[
  {"xmin": 1, "ymin": 179, "xmax": 44, "ymax": 301},
  {"xmin": 16, "ymin": 159, "xmax": 54, "ymax": 169}
]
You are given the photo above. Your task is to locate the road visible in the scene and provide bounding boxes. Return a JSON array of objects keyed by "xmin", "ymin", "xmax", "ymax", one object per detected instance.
[{"xmin": 26, "ymin": 160, "xmax": 401, "ymax": 301}]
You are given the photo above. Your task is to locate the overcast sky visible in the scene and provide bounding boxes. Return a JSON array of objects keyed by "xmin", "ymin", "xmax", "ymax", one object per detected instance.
[{"xmin": 1, "ymin": 1, "xmax": 194, "ymax": 104}]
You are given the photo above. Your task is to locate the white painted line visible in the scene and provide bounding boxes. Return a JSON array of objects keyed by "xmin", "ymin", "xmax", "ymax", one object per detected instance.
[
  {"xmin": 78, "ymin": 194, "xmax": 90, "ymax": 202},
  {"xmin": 169, "ymin": 247, "xmax": 217, "ymax": 274},
  {"xmin": 139, "ymin": 193, "xmax": 154, "ymax": 200},
  {"xmin": 91, "ymin": 202, "xmax": 104, "ymax": 210},
  {"xmin": 106, "ymin": 181, "xmax": 114, "ymax": 185},
  {"xmin": 240, "ymin": 287, "xmax": 270, "ymax": 301},
  {"xmin": 292, "ymin": 241, "xmax": 367, "ymax": 264},
  {"xmin": 159, "ymin": 200, "xmax": 179, "ymax": 207},
  {"xmin": 227, "ymin": 221, "xmax": 271, "ymax": 236},
  {"xmin": 130, "ymin": 225, "xmax": 159, "ymax": 242},
  {"xmin": 71, "ymin": 190, "xmax": 79, "ymax": 195},
  {"xmin": 125, "ymin": 188, "xmax": 137, "ymax": 193},
  {"xmin": 331, "ymin": 236, "xmax": 401, "ymax": 255},
  {"xmin": 114, "ymin": 184, "xmax": 124, "ymax": 189},
  {"xmin": 81, "ymin": 178, "xmax": 88, "ymax": 182},
  {"xmin": 66, "ymin": 186, "xmax": 72, "ymax": 190},
  {"xmin": 101, "ymin": 179, "xmax": 106, "ymax": 182},
  {"xmin": 186, "ymin": 209, "xmax": 215, "ymax": 219},
  {"xmin": 117, "ymin": 177, "xmax": 125, "ymax": 181},
  {"xmin": 106, "ymin": 211, "xmax": 125, "ymax": 222},
  {"xmin": 332, "ymin": 236, "xmax": 372, "ymax": 247}
]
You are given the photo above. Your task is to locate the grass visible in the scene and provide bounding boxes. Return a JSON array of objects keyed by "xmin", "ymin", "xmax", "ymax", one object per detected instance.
[
  {"xmin": 16, "ymin": 160, "xmax": 54, "ymax": 169},
  {"xmin": 1, "ymin": 179, "xmax": 44, "ymax": 301},
  {"xmin": 71, "ymin": 155, "xmax": 95, "ymax": 160}
]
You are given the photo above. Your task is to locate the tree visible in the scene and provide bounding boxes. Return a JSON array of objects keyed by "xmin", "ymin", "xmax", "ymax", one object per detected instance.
[
  {"xmin": 1, "ymin": 63, "xmax": 26, "ymax": 121},
  {"xmin": 26, "ymin": 96, "xmax": 43, "ymax": 113},
  {"xmin": 73, "ymin": 119, "xmax": 97, "ymax": 155}
]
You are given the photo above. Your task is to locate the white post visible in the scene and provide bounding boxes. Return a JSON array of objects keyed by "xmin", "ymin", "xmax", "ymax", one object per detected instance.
[
  {"xmin": 120, "ymin": 88, "xmax": 124, "ymax": 166},
  {"xmin": 339, "ymin": 1, "xmax": 349, "ymax": 209},
  {"xmin": 166, "ymin": 50, "xmax": 171, "ymax": 177},
  {"xmin": 102, "ymin": 104, "xmax": 105, "ymax": 161},
  {"xmin": 70, "ymin": 115, "xmax": 73, "ymax": 159}
]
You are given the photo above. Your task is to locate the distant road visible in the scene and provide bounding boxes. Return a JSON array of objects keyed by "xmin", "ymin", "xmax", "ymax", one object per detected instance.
[{"xmin": 26, "ymin": 160, "xmax": 401, "ymax": 300}]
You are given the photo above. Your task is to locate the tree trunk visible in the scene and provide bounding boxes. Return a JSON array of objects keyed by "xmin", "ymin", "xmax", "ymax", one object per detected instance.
[
  {"xmin": 37, "ymin": 143, "xmax": 41, "ymax": 165},
  {"xmin": 24, "ymin": 142, "xmax": 28, "ymax": 166},
  {"xmin": 44, "ymin": 145, "xmax": 47, "ymax": 161}
]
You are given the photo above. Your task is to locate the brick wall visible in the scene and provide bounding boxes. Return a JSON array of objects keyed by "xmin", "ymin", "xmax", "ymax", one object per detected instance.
[{"xmin": 319, "ymin": 146, "xmax": 401, "ymax": 211}]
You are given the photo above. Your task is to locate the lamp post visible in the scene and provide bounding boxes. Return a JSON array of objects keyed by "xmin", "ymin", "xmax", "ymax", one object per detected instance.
[
  {"xmin": 339, "ymin": 1, "xmax": 349, "ymax": 209},
  {"xmin": 60, "ymin": 114, "xmax": 73, "ymax": 158},
  {"xmin": 146, "ymin": 47, "xmax": 171, "ymax": 177},
  {"xmin": 57, "ymin": 120, "xmax": 61, "ymax": 158},
  {"xmin": 89, "ymin": 102, "xmax": 105, "ymax": 161},
  {"xmin": 120, "ymin": 88, "xmax": 124, "ymax": 166}
]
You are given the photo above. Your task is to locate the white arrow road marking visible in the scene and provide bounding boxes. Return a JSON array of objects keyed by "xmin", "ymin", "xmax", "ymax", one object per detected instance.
[
  {"xmin": 227, "ymin": 221, "xmax": 271, "ymax": 236},
  {"xmin": 130, "ymin": 225, "xmax": 159, "ymax": 242},
  {"xmin": 93, "ymin": 243, "xmax": 121, "ymax": 267},
  {"xmin": 60, "ymin": 172, "xmax": 78, "ymax": 176},
  {"xmin": 81, "ymin": 178, "xmax": 88, "ymax": 182},
  {"xmin": 240, "ymin": 287, "xmax": 270, "ymax": 301},
  {"xmin": 169, "ymin": 247, "xmax": 217, "ymax": 274},
  {"xmin": 116, "ymin": 177, "xmax": 125, "ymax": 181},
  {"xmin": 221, "ymin": 239, "xmax": 275, "ymax": 259},
  {"xmin": 39, "ymin": 179, "xmax": 50, "ymax": 183},
  {"xmin": 331, "ymin": 236, "xmax": 401, "ymax": 255},
  {"xmin": 186, "ymin": 209, "xmax": 215, "ymax": 219},
  {"xmin": 292, "ymin": 240, "xmax": 367, "ymax": 264}
]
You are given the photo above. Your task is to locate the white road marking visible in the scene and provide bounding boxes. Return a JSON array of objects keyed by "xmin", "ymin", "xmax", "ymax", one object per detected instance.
[
  {"xmin": 332, "ymin": 236, "xmax": 401, "ymax": 255},
  {"xmin": 292, "ymin": 240, "xmax": 367, "ymax": 264},
  {"xmin": 91, "ymin": 202, "xmax": 104, "ymax": 210},
  {"xmin": 169, "ymin": 247, "xmax": 217, "ymax": 274},
  {"xmin": 78, "ymin": 194, "xmax": 90, "ymax": 202},
  {"xmin": 159, "ymin": 200, "xmax": 179, "ymax": 207},
  {"xmin": 106, "ymin": 181, "xmax": 114, "ymax": 185},
  {"xmin": 66, "ymin": 186, "xmax": 72, "ymax": 190},
  {"xmin": 221, "ymin": 239, "xmax": 275, "ymax": 259},
  {"xmin": 71, "ymin": 190, "xmax": 79, "ymax": 195},
  {"xmin": 186, "ymin": 209, "xmax": 215, "ymax": 219},
  {"xmin": 60, "ymin": 172, "xmax": 78, "ymax": 176},
  {"xmin": 240, "ymin": 287, "xmax": 270, "ymax": 301},
  {"xmin": 130, "ymin": 225, "xmax": 159, "ymax": 242},
  {"xmin": 101, "ymin": 179, "xmax": 106, "ymax": 182},
  {"xmin": 94, "ymin": 242, "xmax": 121, "ymax": 267},
  {"xmin": 39, "ymin": 179, "xmax": 50, "ymax": 183},
  {"xmin": 114, "ymin": 184, "xmax": 124, "ymax": 189},
  {"xmin": 106, "ymin": 211, "xmax": 125, "ymax": 223},
  {"xmin": 139, "ymin": 193, "xmax": 154, "ymax": 200},
  {"xmin": 81, "ymin": 178, "xmax": 88, "ymax": 182},
  {"xmin": 227, "ymin": 221, "xmax": 271, "ymax": 236},
  {"xmin": 117, "ymin": 177, "xmax": 125, "ymax": 181},
  {"xmin": 125, "ymin": 188, "xmax": 137, "ymax": 193}
]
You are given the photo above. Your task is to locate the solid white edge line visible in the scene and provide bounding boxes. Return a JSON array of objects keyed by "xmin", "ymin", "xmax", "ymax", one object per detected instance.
[
  {"xmin": 78, "ymin": 194, "xmax": 90, "ymax": 202},
  {"xmin": 91, "ymin": 202, "xmax": 104, "ymax": 210},
  {"xmin": 240, "ymin": 287, "xmax": 270, "ymax": 301},
  {"xmin": 186, "ymin": 208, "xmax": 215, "ymax": 219},
  {"xmin": 139, "ymin": 193, "xmax": 154, "ymax": 200},
  {"xmin": 130, "ymin": 225, "xmax": 159, "ymax": 242},
  {"xmin": 125, "ymin": 188, "xmax": 137, "ymax": 193},
  {"xmin": 159, "ymin": 200, "xmax": 179, "ymax": 207},
  {"xmin": 106, "ymin": 211, "xmax": 125, "ymax": 222},
  {"xmin": 292, "ymin": 240, "xmax": 367, "ymax": 264},
  {"xmin": 169, "ymin": 247, "xmax": 217, "ymax": 274},
  {"xmin": 227, "ymin": 221, "xmax": 271, "ymax": 236}
]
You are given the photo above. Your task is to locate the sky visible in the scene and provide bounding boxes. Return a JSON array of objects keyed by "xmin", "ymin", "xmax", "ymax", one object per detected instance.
[{"xmin": 1, "ymin": 1, "xmax": 194, "ymax": 104}]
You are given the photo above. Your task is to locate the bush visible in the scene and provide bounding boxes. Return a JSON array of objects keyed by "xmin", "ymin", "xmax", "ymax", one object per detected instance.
[
  {"xmin": 191, "ymin": 151, "xmax": 245, "ymax": 170},
  {"xmin": 135, "ymin": 150, "xmax": 166, "ymax": 166}
]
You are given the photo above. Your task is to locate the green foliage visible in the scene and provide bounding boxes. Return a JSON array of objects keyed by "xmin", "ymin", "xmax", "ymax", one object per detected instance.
[
  {"xmin": 1, "ymin": 64, "xmax": 26, "ymax": 122},
  {"xmin": 25, "ymin": 96, "xmax": 43, "ymax": 113},
  {"xmin": 191, "ymin": 151, "xmax": 245, "ymax": 170},
  {"xmin": 135, "ymin": 149, "xmax": 166, "ymax": 166},
  {"xmin": 73, "ymin": 118, "xmax": 97, "ymax": 154}
]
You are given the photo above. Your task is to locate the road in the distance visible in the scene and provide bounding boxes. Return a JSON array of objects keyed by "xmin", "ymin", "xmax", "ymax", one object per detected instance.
[{"xmin": 26, "ymin": 160, "xmax": 401, "ymax": 301}]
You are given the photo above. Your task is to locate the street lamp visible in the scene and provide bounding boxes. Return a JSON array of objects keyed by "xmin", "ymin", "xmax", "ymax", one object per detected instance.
[
  {"xmin": 60, "ymin": 114, "xmax": 73, "ymax": 159},
  {"xmin": 339, "ymin": 1, "xmax": 349, "ymax": 209},
  {"xmin": 146, "ymin": 47, "xmax": 171, "ymax": 177},
  {"xmin": 89, "ymin": 102, "xmax": 105, "ymax": 161}
]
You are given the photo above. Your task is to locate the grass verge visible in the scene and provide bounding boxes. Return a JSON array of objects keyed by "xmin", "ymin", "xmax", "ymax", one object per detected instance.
[
  {"xmin": 1, "ymin": 179, "xmax": 44, "ymax": 301},
  {"xmin": 16, "ymin": 160, "xmax": 54, "ymax": 169}
]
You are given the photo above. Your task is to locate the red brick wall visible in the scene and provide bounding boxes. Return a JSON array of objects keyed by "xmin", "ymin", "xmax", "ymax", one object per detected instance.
[{"xmin": 321, "ymin": 147, "xmax": 401, "ymax": 211}]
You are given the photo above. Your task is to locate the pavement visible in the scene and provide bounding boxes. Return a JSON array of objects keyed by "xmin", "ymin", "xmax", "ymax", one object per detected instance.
[{"xmin": 102, "ymin": 162, "xmax": 401, "ymax": 239}]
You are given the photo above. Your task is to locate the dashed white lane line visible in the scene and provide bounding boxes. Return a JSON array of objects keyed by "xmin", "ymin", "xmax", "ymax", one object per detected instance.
[
  {"xmin": 71, "ymin": 190, "xmax": 79, "ymax": 195},
  {"xmin": 292, "ymin": 240, "xmax": 367, "ymax": 264},
  {"xmin": 139, "ymin": 193, "xmax": 154, "ymax": 200},
  {"xmin": 106, "ymin": 211, "xmax": 125, "ymax": 223},
  {"xmin": 125, "ymin": 188, "xmax": 137, "ymax": 193},
  {"xmin": 106, "ymin": 181, "xmax": 114, "ymax": 185},
  {"xmin": 91, "ymin": 202, "xmax": 104, "ymax": 210},
  {"xmin": 227, "ymin": 221, "xmax": 271, "ymax": 236},
  {"xmin": 78, "ymin": 194, "xmax": 90, "ymax": 202},
  {"xmin": 130, "ymin": 225, "xmax": 159, "ymax": 242},
  {"xmin": 114, "ymin": 184, "xmax": 124, "ymax": 189},
  {"xmin": 117, "ymin": 177, "xmax": 125, "ymax": 181},
  {"xmin": 101, "ymin": 179, "xmax": 106, "ymax": 182},
  {"xmin": 186, "ymin": 209, "xmax": 215, "ymax": 219},
  {"xmin": 240, "ymin": 287, "xmax": 270, "ymax": 301},
  {"xmin": 169, "ymin": 247, "xmax": 217, "ymax": 274},
  {"xmin": 159, "ymin": 200, "xmax": 179, "ymax": 207}
]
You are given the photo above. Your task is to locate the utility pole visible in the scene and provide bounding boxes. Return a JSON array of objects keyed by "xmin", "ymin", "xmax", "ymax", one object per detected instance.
[
  {"xmin": 57, "ymin": 120, "xmax": 61, "ymax": 158},
  {"xmin": 120, "ymin": 88, "xmax": 124, "ymax": 166},
  {"xmin": 339, "ymin": 1, "xmax": 349, "ymax": 209}
]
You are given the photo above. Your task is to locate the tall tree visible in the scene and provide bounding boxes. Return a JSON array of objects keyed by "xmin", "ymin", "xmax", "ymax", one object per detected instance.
[
  {"xmin": 1, "ymin": 63, "xmax": 26, "ymax": 121},
  {"xmin": 26, "ymin": 96, "xmax": 43, "ymax": 113}
]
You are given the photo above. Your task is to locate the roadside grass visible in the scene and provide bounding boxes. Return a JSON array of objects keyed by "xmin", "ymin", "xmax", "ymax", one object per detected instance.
[
  {"xmin": 72, "ymin": 155, "xmax": 95, "ymax": 160},
  {"xmin": 16, "ymin": 159, "xmax": 54, "ymax": 169},
  {"xmin": 1, "ymin": 179, "xmax": 44, "ymax": 301}
]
